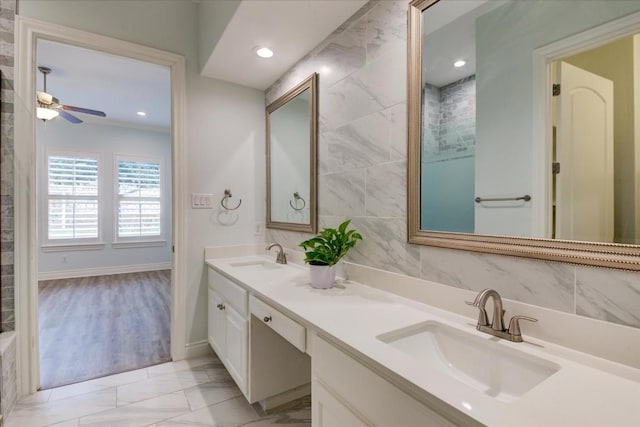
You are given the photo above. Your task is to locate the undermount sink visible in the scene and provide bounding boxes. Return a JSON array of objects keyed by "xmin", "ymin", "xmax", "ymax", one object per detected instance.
[
  {"xmin": 377, "ymin": 321, "xmax": 560, "ymax": 402},
  {"xmin": 229, "ymin": 260, "xmax": 282, "ymax": 270}
]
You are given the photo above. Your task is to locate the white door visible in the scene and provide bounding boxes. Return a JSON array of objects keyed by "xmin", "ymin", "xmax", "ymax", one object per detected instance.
[
  {"xmin": 224, "ymin": 306, "xmax": 248, "ymax": 394},
  {"xmin": 556, "ymin": 61, "xmax": 614, "ymax": 242},
  {"xmin": 208, "ymin": 289, "xmax": 226, "ymax": 357}
]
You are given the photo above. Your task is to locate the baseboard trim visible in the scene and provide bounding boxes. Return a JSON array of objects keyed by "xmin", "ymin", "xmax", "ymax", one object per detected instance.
[
  {"xmin": 185, "ymin": 340, "xmax": 214, "ymax": 359},
  {"xmin": 38, "ymin": 262, "xmax": 172, "ymax": 281},
  {"xmin": 259, "ymin": 383, "xmax": 311, "ymax": 412}
]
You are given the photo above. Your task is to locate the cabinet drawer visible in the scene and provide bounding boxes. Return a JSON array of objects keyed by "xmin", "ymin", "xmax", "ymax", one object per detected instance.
[
  {"xmin": 208, "ymin": 268, "xmax": 248, "ymax": 316},
  {"xmin": 250, "ymin": 295, "xmax": 306, "ymax": 352}
]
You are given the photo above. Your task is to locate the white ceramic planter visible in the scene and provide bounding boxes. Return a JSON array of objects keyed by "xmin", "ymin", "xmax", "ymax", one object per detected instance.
[{"xmin": 309, "ymin": 264, "xmax": 337, "ymax": 289}]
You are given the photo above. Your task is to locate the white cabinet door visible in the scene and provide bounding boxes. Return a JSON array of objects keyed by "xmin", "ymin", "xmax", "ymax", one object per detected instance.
[
  {"xmin": 313, "ymin": 380, "xmax": 370, "ymax": 427},
  {"xmin": 224, "ymin": 305, "xmax": 248, "ymax": 394},
  {"xmin": 208, "ymin": 289, "xmax": 226, "ymax": 358}
]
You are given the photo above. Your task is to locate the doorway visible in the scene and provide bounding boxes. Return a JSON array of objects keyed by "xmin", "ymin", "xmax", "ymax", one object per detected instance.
[
  {"xmin": 35, "ymin": 39, "xmax": 173, "ymax": 389},
  {"xmin": 14, "ymin": 17, "xmax": 187, "ymax": 396}
]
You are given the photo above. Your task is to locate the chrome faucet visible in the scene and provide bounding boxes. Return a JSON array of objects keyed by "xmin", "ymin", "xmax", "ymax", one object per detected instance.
[
  {"xmin": 266, "ymin": 242, "xmax": 287, "ymax": 264},
  {"xmin": 466, "ymin": 288, "xmax": 537, "ymax": 342}
]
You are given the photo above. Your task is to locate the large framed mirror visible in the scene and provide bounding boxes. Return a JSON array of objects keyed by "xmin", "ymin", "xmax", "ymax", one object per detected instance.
[
  {"xmin": 408, "ymin": 0, "xmax": 640, "ymax": 270},
  {"xmin": 266, "ymin": 73, "xmax": 318, "ymax": 233}
]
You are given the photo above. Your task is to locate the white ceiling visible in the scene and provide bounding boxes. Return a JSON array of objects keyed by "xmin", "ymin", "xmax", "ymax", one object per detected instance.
[
  {"xmin": 201, "ymin": 0, "xmax": 367, "ymax": 90},
  {"xmin": 37, "ymin": 39, "xmax": 171, "ymax": 131}
]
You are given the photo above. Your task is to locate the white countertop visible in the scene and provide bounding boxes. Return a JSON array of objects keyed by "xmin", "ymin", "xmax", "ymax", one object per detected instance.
[{"xmin": 206, "ymin": 255, "xmax": 640, "ymax": 427}]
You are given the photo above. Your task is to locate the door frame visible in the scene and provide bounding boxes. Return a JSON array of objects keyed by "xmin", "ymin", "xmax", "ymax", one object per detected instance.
[
  {"xmin": 531, "ymin": 10, "xmax": 640, "ymax": 238},
  {"xmin": 14, "ymin": 16, "xmax": 187, "ymax": 396}
]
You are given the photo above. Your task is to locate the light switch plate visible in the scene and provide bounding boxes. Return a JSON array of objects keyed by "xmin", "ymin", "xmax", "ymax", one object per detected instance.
[{"xmin": 191, "ymin": 193, "xmax": 213, "ymax": 209}]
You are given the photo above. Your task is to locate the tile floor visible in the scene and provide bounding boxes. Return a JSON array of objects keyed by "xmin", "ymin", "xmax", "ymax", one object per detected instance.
[{"xmin": 6, "ymin": 353, "xmax": 311, "ymax": 427}]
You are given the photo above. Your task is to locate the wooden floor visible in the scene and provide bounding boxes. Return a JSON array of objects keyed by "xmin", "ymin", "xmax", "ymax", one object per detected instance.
[{"xmin": 38, "ymin": 270, "xmax": 171, "ymax": 390}]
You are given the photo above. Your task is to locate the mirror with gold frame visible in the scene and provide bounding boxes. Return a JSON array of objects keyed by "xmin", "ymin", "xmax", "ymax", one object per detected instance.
[
  {"xmin": 266, "ymin": 73, "xmax": 318, "ymax": 233},
  {"xmin": 408, "ymin": 0, "xmax": 640, "ymax": 270}
]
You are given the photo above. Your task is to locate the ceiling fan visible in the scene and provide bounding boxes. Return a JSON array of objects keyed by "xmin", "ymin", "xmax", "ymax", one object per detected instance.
[{"xmin": 36, "ymin": 66, "xmax": 107, "ymax": 123}]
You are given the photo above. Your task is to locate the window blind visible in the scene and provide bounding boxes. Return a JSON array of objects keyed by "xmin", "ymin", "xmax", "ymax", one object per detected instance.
[
  {"xmin": 47, "ymin": 155, "xmax": 99, "ymax": 240},
  {"xmin": 117, "ymin": 159, "xmax": 161, "ymax": 238}
]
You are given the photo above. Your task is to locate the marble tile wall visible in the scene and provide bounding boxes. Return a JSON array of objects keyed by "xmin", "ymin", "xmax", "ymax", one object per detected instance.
[
  {"xmin": 0, "ymin": 333, "xmax": 16, "ymax": 419},
  {"xmin": 265, "ymin": 0, "xmax": 640, "ymax": 330},
  {"xmin": 0, "ymin": 0, "xmax": 14, "ymax": 333}
]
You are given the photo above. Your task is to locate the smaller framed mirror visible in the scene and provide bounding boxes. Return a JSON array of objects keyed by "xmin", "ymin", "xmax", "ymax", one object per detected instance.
[{"xmin": 266, "ymin": 73, "xmax": 318, "ymax": 233}]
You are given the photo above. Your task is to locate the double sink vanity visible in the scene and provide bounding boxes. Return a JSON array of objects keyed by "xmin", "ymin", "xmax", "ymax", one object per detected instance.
[{"xmin": 206, "ymin": 252, "xmax": 640, "ymax": 426}]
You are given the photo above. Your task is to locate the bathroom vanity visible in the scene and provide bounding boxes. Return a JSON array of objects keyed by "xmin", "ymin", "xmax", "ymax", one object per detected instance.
[{"xmin": 206, "ymin": 254, "xmax": 640, "ymax": 426}]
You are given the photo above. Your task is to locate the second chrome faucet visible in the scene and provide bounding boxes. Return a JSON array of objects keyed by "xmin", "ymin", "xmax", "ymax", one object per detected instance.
[{"xmin": 466, "ymin": 288, "xmax": 537, "ymax": 343}]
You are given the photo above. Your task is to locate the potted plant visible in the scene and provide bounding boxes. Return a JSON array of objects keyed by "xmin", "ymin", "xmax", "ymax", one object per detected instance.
[{"xmin": 299, "ymin": 220, "xmax": 363, "ymax": 289}]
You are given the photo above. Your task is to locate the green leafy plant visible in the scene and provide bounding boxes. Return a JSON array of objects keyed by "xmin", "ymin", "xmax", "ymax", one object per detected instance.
[{"xmin": 299, "ymin": 220, "xmax": 363, "ymax": 266}]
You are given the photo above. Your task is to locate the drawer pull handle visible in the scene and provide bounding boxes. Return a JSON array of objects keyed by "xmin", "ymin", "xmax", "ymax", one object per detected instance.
[
  {"xmin": 217, "ymin": 303, "xmax": 226, "ymax": 310},
  {"xmin": 263, "ymin": 316, "xmax": 272, "ymax": 323}
]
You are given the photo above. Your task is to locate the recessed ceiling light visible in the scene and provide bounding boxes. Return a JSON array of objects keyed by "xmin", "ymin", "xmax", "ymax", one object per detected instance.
[
  {"xmin": 256, "ymin": 47, "xmax": 274, "ymax": 58},
  {"xmin": 454, "ymin": 60, "xmax": 466, "ymax": 68},
  {"xmin": 137, "ymin": 111, "xmax": 147, "ymax": 117}
]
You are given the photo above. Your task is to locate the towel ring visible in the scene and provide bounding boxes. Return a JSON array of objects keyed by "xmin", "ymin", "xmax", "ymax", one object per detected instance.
[
  {"xmin": 220, "ymin": 189, "xmax": 242, "ymax": 210},
  {"xmin": 289, "ymin": 192, "xmax": 306, "ymax": 211}
]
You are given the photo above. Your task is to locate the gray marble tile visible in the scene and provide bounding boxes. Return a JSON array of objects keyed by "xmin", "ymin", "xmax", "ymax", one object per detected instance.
[
  {"xmin": 576, "ymin": 267, "xmax": 640, "ymax": 328},
  {"xmin": 420, "ymin": 247, "xmax": 575, "ymax": 313},
  {"xmin": 318, "ymin": 169, "xmax": 365, "ymax": 217},
  {"xmin": 384, "ymin": 102, "xmax": 407, "ymax": 161},
  {"xmin": 365, "ymin": 160, "xmax": 406, "ymax": 218},
  {"xmin": 366, "ymin": 1, "xmax": 407, "ymax": 63},
  {"xmin": 321, "ymin": 75, "xmax": 378, "ymax": 130},
  {"xmin": 347, "ymin": 217, "xmax": 420, "ymax": 278},
  {"xmin": 354, "ymin": 44, "xmax": 406, "ymax": 111},
  {"xmin": 264, "ymin": 229, "xmax": 310, "ymax": 253},
  {"xmin": 325, "ymin": 111, "xmax": 390, "ymax": 173},
  {"xmin": 314, "ymin": 18, "xmax": 365, "ymax": 88}
]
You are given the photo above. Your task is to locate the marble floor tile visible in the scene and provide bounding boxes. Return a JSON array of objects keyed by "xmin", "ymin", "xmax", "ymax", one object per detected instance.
[
  {"xmin": 146, "ymin": 355, "xmax": 218, "ymax": 378},
  {"xmin": 79, "ymin": 391, "xmax": 190, "ymax": 426},
  {"xmin": 48, "ymin": 382, "xmax": 110, "ymax": 402},
  {"xmin": 49, "ymin": 419, "xmax": 79, "ymax": 427},
  {"xmin": 8, "ymin": 358, "xmax": 310, "ymax": 427},
  {"xmin": 183, "ymin": 382, "xmax": 243, "ymax": 411},
  {"xmin": 116, "ymin": 369, "xmax": 210, "ymax": 406},
  {"xmin": 83, "ymin": 367, "xmax": 149, "ymax": 389},
  {"xmin": 158, "ymin": 396, "xmax": 261, "ymax": 427},
  {"xmin": 6, "ymin": 388, "xmax": 116, "ymax": 427}
]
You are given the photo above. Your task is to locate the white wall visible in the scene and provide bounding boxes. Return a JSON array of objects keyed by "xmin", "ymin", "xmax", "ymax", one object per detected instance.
[
  {"xmin": 36, "ymin": 120, "xmax": 172, "ymax": 276},
  {"xmin": 19, "ymin": 0, "xmax": 266, "ymax": 345}
]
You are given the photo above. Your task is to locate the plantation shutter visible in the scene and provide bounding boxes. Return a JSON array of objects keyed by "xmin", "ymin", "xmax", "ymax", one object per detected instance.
[{"xmin": 117, "ymin": 159, "xmax": 162, "ymax": 238}]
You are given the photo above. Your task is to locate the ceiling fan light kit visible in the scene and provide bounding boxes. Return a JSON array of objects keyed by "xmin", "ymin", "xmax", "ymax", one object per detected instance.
[
  {"xmin": 36, "ymin": 107, "xmax": 59, "ymax": 121},
  {"xmin": 36, "ymin": 65, "xmax": 107, "ymax": 124}
]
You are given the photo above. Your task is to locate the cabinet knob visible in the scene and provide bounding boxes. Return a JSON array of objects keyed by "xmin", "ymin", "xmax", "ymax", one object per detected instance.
[
  {"xmin": 217, "ymin": 303, "xmax": 225, "ymax": 310},
  {"xmin": 263, "ymin": 316, "xmax": 272, "ymax": 323}
]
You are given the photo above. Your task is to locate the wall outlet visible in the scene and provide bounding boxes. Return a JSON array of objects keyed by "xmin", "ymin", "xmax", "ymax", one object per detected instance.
[{"xmin": 191, "ymin": 193, "xmax": 213, "ymax": 209}]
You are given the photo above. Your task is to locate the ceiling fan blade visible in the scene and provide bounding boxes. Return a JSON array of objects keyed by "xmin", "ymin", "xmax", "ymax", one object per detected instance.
[
  {"xmin": 59, "ymin": 109, "xmax": 83, "ymax": 124},
  {"xmin": 61, "ymin": 104, "xmax": 106, "ymax": 117}
]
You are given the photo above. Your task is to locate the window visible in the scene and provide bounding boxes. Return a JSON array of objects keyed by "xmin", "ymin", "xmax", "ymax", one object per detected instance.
[
  {"xmin": 47, "ymin": 153, "xmax": 100, "ymax": 242},
  {"xmin": 116, "ymin": 157, "xmax": 162, "ymax": 240}
]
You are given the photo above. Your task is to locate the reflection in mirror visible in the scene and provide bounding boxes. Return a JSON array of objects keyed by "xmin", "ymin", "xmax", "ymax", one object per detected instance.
[
  {"xmin": 408, "ymin": 0, "xmax": 640, "ymax": 269},
  {"xmin": 266, "ymin": 73, "xmax": 317, "ymax": 233}
]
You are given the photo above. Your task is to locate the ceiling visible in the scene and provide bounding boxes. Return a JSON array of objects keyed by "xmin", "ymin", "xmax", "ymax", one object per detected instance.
[
  {"xmin": 34, "ymin": 1, "xmax": 366, "ymax": 129},
  {"xmin": 37, "ymin": 39, "xmax": 171, "ymax": 131},
  {"xmin": 422, "ymin": 0, "xmax": 508, "ymax": 87},
  {"xmin": 201, "ymin": 0, "xmax": 367, "ymax": 89}
]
